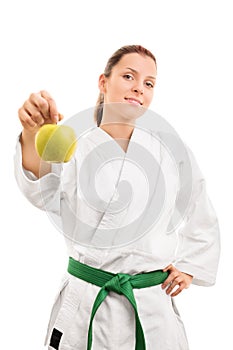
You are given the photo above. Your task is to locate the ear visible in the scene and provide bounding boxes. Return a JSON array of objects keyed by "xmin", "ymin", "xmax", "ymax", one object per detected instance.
[{"xmin": 98, "ymin": 74, "xmax": 107, "ymax": 93}]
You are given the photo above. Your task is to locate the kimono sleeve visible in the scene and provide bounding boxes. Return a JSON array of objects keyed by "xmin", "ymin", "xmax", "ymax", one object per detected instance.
[
  {"xmin": 174, "ymin": 146, "xmax": 221, "ymax": 287},
  {"xmin": 14, "ymin": 135, "xmax": 63, "ymax": 215}
]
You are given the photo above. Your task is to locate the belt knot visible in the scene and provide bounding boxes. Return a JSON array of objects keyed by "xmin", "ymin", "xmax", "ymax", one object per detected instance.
[{"xmin": 105, "ymin": 273, "xmax": 131, "ymax": 294}]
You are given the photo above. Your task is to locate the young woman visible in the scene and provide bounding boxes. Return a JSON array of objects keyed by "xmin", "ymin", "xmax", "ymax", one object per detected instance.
[{"xmin": 15, "ymin": 45, "xmax": 220, "ymax": 350}]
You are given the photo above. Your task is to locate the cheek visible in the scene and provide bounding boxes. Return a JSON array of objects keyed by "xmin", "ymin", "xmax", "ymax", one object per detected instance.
[
  {"xmin": 144, "ymin": 91, "xmax": 154, "ymax": 106},
  {"xmin": 107, "ymin": 83, "xmax": 125, "ymax": 101}
]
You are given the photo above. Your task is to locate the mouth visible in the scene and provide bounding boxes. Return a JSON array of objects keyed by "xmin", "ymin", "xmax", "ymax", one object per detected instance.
[{"xmin": 125, "ymin": 98, "xmax": 143, "ymax": 106}]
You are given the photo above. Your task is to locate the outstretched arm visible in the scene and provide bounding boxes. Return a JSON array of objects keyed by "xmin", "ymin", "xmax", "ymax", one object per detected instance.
[{"xmin": 18, "ymin": 90, "xmax": 63, "ymax": 178}]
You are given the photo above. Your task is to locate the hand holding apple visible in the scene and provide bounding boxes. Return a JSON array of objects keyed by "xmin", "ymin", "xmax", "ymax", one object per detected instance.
[{"xmin": 18, "ymin": 90, "xmax": 63, "ymax": 132}]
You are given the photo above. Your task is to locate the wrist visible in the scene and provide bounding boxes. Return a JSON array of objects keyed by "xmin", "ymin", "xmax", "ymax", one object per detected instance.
[{"xmin": 21, "ymin": 128, "xmax": 38, "ymax": 143}]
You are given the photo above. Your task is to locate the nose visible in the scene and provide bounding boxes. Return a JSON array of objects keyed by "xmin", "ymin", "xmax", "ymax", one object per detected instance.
[
  {"xmin": 133, "ymin": 87, "xmax": 144, "ymax": 94},
  {"xmin": 132, "ymin": 82, "xmax": 144, "ymax": 95}
]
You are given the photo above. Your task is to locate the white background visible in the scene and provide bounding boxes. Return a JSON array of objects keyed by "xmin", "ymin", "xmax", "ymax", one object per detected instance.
[{"xmin": 0, "ymin": 0, "xmax": 232, "ymax": 349}]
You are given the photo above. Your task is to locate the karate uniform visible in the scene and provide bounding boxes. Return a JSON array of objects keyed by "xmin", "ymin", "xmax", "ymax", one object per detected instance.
[{"xmin": 14, "ymin": 124, "xmax": 220, "ymax": 350}]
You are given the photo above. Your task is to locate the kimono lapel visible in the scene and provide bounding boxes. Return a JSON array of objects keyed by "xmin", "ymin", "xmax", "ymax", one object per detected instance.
[
  {"xmin": 89, "ymin": 126, "xmax": 164, "ymax": 248},
  {"xmin": 97, "ymin": 125, "xmax": 136, "ymax": 156}
]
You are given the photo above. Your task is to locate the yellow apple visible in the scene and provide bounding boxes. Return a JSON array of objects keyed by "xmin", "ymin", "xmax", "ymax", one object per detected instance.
[{"xmin": 35, "ymin": 124, "xmax": 77, "ymax": 162}]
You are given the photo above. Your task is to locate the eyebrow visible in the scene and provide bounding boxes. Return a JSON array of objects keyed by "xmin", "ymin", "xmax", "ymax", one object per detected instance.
[{"xmin": 125, "ymin": 67, "xmax": 156, "ymax": 80}]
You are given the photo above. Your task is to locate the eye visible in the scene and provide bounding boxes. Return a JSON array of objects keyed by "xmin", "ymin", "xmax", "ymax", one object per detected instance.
[
  {"xmin": 123, "ymin": 74, "xmax": 134, "ymax": 80},
  {"xmin": 145, "ymin": 81, "xmax": 154, "ymax": 88}
]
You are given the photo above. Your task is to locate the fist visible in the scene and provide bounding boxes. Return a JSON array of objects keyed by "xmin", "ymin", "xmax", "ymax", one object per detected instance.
[{"xmin": 18, "ymin": 90, "xmax": 63, "ymax": 132}]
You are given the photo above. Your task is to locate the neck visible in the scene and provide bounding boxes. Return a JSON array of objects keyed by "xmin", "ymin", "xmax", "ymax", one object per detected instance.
[
  {"xmin": 100, "ymin": 104, "xmax": 136, "ymax": 140},
  {"xmin": 99, "ymin": 122, "xmax": 134, "ymax": 140}
]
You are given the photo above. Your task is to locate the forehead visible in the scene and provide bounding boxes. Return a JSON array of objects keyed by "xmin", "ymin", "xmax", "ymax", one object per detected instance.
[{"xmin": 114, "ymin": 53, "xmax": 157, "ymax": 76}]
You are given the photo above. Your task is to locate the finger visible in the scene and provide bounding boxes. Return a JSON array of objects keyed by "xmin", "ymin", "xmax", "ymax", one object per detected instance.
[
  {"xmin": 23, "ymin": 100, "xmax": 45, "ymax": 126},
  {"xmin": 163, "ymin": 273, "xmax": 184, "ymax": 292},
  {"xmin": 165, "ymin": 280, "xmax": 180, "ymax": 295},
  {"xmin": 40, "ymin": 90, "xmax": 59, "ymax": 123},
  {"xmin": 171, "ymin": 286, "xmax": 183, "ymax": 297},
  {"xmin": 163, "ymin": 264, "xmax": 174, "ymax": 272},
  {"xmin": 162, "ymin": 274, "xmax": 176, "ymax": 289},
  {"xmin": 18, "ymin": 108, "xmax": 37, "ymax": 129},
  {"xmin": 171, "ymin": 281, "xmax": 186, "ymax": 297},
  {"xmin": 161, "ymin": 275, "xmax": 173, "ymax": 289},
  {"xmin": 58, "ymin": 113, "xmax": 64, "ymax": 121},
  {"xmin": 167, "ymin": 276, "xmax": 187, "ymax": 294},
  {"xmin": 30, "ymin": 92, "xmax": 50, "ymax": 120},
  {"xmin": 161, "ymin": 270, "xmax": 180, "ymax": 290},
  {"xmin": 31, "ymin": 111, "xmax": 45, "ymax": 126}
]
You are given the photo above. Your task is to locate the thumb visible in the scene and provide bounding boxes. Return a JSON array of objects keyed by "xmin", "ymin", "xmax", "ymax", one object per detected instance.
[
  {"xmin": 163, "ymin": 264, "xmax": 173, "ymax": 272},
  {"xmin": 58, "ymin": 113, "xmax": 64, "ymax": 121}
]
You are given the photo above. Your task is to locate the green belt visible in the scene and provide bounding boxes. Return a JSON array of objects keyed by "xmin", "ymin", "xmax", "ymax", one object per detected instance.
[{"xmin": 68, "ymin": 256, "xmax": 168, "ymax": 350}]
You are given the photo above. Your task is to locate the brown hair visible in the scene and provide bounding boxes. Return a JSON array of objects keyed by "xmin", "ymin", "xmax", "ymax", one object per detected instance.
[{"xmin": 94, "ymin": 45, "xmax": 157, "ymax": 126}]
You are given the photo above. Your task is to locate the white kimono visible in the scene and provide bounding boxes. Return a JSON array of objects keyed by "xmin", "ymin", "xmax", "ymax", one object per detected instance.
[{"xmin": 14, "ymin": 124, "xmax": 220, "ymax": 350}]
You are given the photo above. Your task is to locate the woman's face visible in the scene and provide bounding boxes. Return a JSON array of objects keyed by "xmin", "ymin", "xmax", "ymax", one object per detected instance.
[{"xmin": 99, "ymin": 53, "xmax": 157, "ymax": 110}]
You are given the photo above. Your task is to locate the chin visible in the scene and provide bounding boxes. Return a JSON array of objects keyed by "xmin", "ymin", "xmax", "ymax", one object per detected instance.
[{"xmin": 105, "ymin": 102, "xmax": 147, "ymax": 123}]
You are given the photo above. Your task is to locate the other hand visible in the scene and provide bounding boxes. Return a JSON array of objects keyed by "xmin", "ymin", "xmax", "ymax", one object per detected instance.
[{"xmin": 161, "ymin": 264, "xmax": 193, "ymax": 297}]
